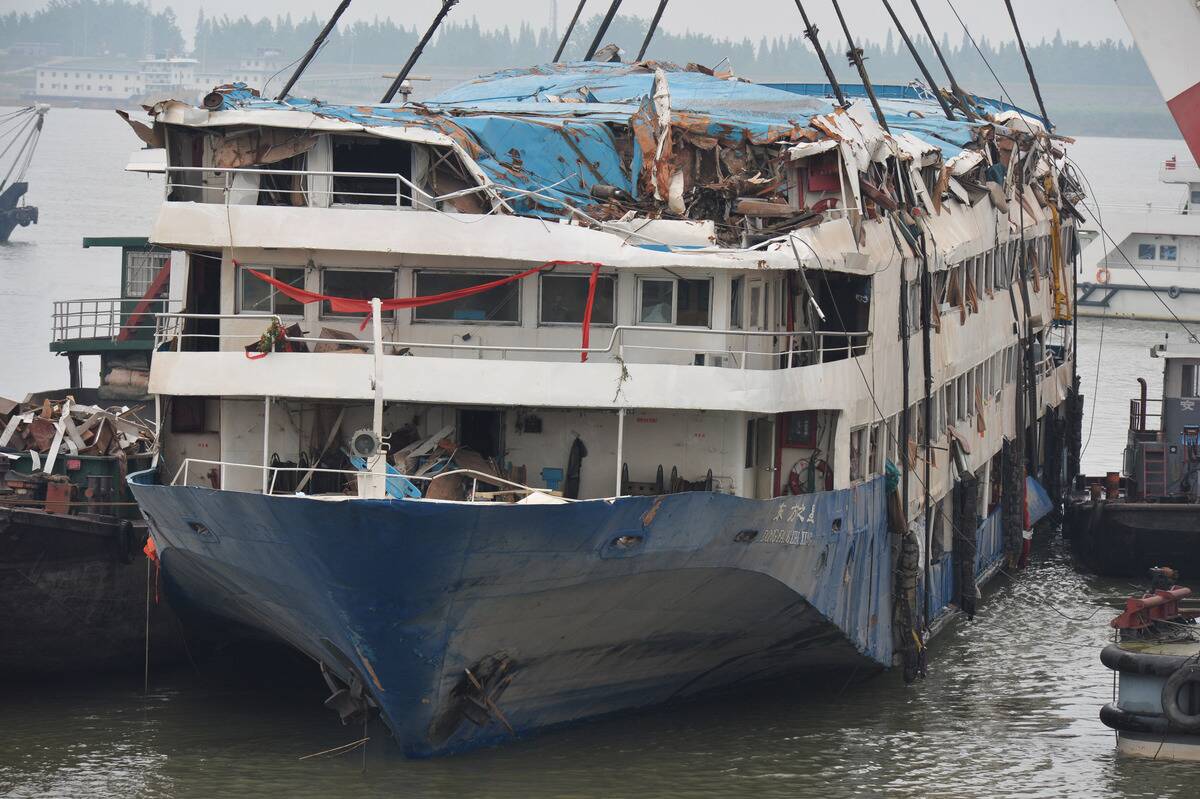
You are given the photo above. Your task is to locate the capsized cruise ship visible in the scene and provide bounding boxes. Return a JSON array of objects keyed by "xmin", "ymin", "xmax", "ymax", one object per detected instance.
[{"xmin": 123, "ymin": 49, "xmax": 1081, "ymax": 755}]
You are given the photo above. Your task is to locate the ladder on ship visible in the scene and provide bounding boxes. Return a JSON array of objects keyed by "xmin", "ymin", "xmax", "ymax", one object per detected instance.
[{"xmin": 1142, "ymin": 446, "xmax": 1167, "ymax": 499}]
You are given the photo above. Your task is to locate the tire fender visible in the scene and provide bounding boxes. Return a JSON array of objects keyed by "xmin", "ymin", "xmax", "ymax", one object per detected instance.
[{"xmin": 1161, "ymin": 663, "xmax": 1200, "ymax": 731}]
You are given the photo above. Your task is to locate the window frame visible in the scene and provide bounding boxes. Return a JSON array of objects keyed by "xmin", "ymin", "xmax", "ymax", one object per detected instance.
[
  {"xmin": 1160, "ymin": 244, "xmax": 1179, "ymax": 262},
  {"xmin": 1137, "ymin": 243, "xmax": 1157, "ymax": 261},
  {"xmin": 410, "ymin": 269, "xmax": 523, "ymax": 326},
  {"xmin": 536, "ymin": 271, "xmax": 617, "ymax": 327},
  {"xmin": 318, "ymin": 267, "xmax": 399, "ymax": 320},
  {"xmin": 236, "ymin": 263, "xmax": 307, "ymax": 317},
  {"xmin": 636, "ymin": 276, "xmax": 713, "ymax": 329}
]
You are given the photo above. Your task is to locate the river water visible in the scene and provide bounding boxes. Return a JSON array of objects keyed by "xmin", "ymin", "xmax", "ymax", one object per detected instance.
[{"xmin": 0, "ymin": 110, "xmax": 1196, "ymax": 797}]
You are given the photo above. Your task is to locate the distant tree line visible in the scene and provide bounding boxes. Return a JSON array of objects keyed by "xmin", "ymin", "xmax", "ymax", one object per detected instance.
[
  {"xmin": 2, "ymin": 1, "xmax": 1154, "ymax": 94},
  {"xmin": 0, "ymin": 0, "xmax": 182, "ymax": 57}
]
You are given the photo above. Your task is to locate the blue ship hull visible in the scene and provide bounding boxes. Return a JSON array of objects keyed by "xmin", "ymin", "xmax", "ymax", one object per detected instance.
[{"xmin": 128, "ymin": 472, "xmax": 893, "ymax": 756}]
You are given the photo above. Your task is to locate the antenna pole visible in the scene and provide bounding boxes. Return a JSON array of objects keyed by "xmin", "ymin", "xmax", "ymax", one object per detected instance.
[
  {"xmin": 381, "ymin": 0, "xmax": 459, "ymax": 103},
  {"xmin": 793, "ymin": 1, "xmax": 847, "ymax": 107},
  {"xmin": 830, "ymin": 0, "xmax": 889, "ymax": 131},
  {"xmin": 880, "ymin": 0, "xmax": 954, "ymax": 119},
  {"xmin": 554, "ymin": 0, "xmax": 587, "ymax": 62},
  {"xmin": 1002, "ymin": 0, "xmax": 1053, "ymax": 129},
  {"xmin": 907, "ymin": 0, "xmax": 977, "ymax": 120},
  {"xmin": 636, "ymin": 0, "xmax": 669, "ymax": 62},
  {"xmin": 584, "ymin": 0, "xmax": 624, "ymax": 60},
  {"xmin": 275, "ymin": 0, "xmax": 353, "ymax": 101}
]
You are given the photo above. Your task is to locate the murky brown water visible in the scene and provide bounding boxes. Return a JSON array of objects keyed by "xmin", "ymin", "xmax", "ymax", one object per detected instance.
[{"xmin": 0, "ymin": 112, "xmax": 1196, "ymax": 797}]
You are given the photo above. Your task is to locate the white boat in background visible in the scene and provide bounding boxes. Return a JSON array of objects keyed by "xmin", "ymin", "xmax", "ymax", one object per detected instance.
[
  {"xmin": 1079, "ymin": 156, "xmax": 1200, "ymax": 322},
  {"xmin": 1082, "ymin": 0, "xmax": 1200, "ymax": 323}
]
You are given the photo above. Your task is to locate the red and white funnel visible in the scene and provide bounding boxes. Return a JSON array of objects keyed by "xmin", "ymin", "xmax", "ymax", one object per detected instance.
[{"xmin": 1116, "ymin": 0, "xmax": 1200, "ymax": 163}]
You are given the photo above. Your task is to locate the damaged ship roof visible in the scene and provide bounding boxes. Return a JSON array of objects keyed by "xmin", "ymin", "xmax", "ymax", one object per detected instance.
[{"xmin": 193, "ymin": 61, "xmax": 1005, "ymax": 217}]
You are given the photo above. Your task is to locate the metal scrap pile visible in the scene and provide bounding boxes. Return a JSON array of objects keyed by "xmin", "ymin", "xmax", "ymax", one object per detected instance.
[{"xmin": 0, "ymin": 396, "xmax": 157, "ymax": 473}]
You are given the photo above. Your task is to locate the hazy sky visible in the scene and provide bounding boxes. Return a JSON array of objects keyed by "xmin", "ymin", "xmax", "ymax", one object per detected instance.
[{"xmin": 4, "ymin": 0, "xmax": 1134, "ymax": 46}]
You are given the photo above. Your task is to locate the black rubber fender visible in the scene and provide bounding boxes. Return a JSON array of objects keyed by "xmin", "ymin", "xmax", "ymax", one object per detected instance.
[
  {"xmin": 1168, "ymin": 285, "xmax": 1182, "ymax": 300},
  {"xmin": 114, "ymin": 519, "xmax": 139, "ymax": 565},
  {"xmin": 1161, "ymin": 663, "xmax": 1200, "ymax": 731}
]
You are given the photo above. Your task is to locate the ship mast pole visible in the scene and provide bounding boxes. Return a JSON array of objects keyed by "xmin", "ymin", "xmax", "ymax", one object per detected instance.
[
  {"xmin": 554, "ymin": 0, "xmax": 588, "ymax": 62},
  {"xmin": 793, "ymin": 1, "xmax": 847, "ymax": 108},
  {"xmin": 830, "ymin": 0, "xmax": 889, "ymax": 132},
  {"xmin": 907, "ymin": 0, "xmax": 978, "ymax": 121},
  {"xmin": 880, "ymin": 0, "xmax": 955, "ymax": 120},
  {"xmin": 381, "ymin": 0, "xmax": 460, "ymax": 103},
  {"xmin": 1002, "ymin": 0, "xmax": 1053, "ymax": 130},
  {"xmin": 636, "ymin": 0, "xmax": 669, "ymax": 62},
  {"xmin": 275, "ymin": 0, "xmax": 353, "ymax": 102},
  {"xmin": 584, "ymin": 0, "xmax": 624, "ymax": 60}
]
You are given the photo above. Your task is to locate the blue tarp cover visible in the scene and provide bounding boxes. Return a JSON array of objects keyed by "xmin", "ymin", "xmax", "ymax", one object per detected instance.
[{"xmin": 208, "ymin": 63, "xmax": 1005, "ymax": 216}]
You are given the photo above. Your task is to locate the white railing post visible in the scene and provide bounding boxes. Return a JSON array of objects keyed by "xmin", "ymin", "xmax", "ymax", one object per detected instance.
[
  {"xmin": 615, "ymin": 407, "xmax": 626, "ymax": 497},
  {"xmin": 262, "ymin": 395, "xmax": 271, "ymax": 495}
]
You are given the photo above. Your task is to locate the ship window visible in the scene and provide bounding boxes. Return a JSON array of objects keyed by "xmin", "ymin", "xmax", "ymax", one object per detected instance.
[
  {"xmin": 413, "ymin": 271, "xmax": 520, "ymax": 323},
  {"xmin": 330, "ymin": 135, "xmax": 411, "ymax": 206},
  {"xmin": 1183, "ymin": 363, "xmax": 1198, "ymax": 398},
  {"xmin": 868, "ymin": 423, "xmax": 882, "ymax": 475},
  {"xmin": 239, "ymin": 266, "xmax": 304, "ymax": 316},
  {"xmin": 730, "ymin": 277, "xmax": 744, "ymax": 330},
  {"xmin": 123, "ymin": 249, "xmax": 170, "ymax": 299},
  {"xmin": 638, "ymin": 278, "xmax": 711, "ymax": 327},
  {"xmin": 320, "ymin": 269, "xmax": 397, "ymax": 319},
  {"xmin": 1138, "ymin": 243, "xmax": 1156, "ymax": 260},
  {"xmin": 849, "ymin": 426, "xmax": 866, "ymax": 481},
  {"xmin": 1160, "ymin": 245, "xmax": 1178, "ymax": 261},
  {"xmin": 539, "ymin": 273, "xmax": 615, "ymax": 325}
]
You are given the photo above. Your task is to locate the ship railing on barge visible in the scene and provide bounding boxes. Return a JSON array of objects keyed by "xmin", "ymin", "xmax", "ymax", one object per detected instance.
[
  {"xmin": 53, "ymin": 297, "xmax": 180, "ymax": 343},
  {"xmin": 169, "ymin": 457, "xmax": 557, "ymax": 501},
  {"xmin": 152, "ymin": 311, "xmax": 872, "ymax": 370}
]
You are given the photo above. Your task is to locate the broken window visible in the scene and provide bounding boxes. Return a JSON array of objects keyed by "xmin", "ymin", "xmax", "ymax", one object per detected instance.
[
  {"xmin": 320, "ymin": 269, "xmax": 397, "ymax": 319},
  {"xmin": 123, "ymin": 249, "xmax": 170, "ymax": 299},
  {"xmin": 539, "ymin": 273, "xmax": 615, "ymax": 325},
  {"xmin": 239, "ymin": 266, "xmax": 305, "ymax": 316},
  {"xmin": 1138, "ymin": 243, "xmax": 1156, "ymax": 261},
  {"xmin": 331, "ymin": 135, "xmax": 412, "ymax": 206},
  {"xmin": 638, "ymin": 278, "xmax": 711, "ymax": 327},
  {"xmin": 413, "ymin": 271, "xmax": 520, "ymax": 323}
]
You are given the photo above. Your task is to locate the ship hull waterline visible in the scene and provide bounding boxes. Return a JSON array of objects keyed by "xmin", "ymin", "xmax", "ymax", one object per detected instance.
[{"xmin": 129, "ymin": 471, "xmax": 893, "ymax": 757}]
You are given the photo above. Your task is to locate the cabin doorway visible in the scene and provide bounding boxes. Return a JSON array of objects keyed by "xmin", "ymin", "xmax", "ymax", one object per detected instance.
[
  {"xmin": 458, "ymin": 409, "xmax": 504, "ymax": 460},
  {"xmin": 744, "ymin": 416, "xmax": 776, "ymax": 499},
  {"xmin": 182, "ymin": 251, "xmax": 220, "ymax": 352}
]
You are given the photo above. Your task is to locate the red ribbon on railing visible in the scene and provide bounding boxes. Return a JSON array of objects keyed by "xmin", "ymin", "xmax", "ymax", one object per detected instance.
[
  {"xmin": 580, "ymin": 264, "xmax": 601, "ymax": 363},
  {"xmin": 237, "ymin": 259, "xmax": 605, "ymax": 351}
]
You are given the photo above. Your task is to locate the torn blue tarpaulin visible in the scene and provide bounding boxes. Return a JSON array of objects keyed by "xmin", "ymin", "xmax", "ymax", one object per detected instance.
[
  {"xmin": 202, "ymin": 62, "xmax": 992, "ymax": 217},
  {"xmin": 1026, "ymin": 475, "xmax": 1054, "ymax": 526}
]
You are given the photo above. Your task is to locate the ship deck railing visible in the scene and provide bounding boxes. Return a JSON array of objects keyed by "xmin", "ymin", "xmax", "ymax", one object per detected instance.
[
  {"xmin": 162, "ymin": 166, "xmax": 852, "ymax": 243},
  {"xmin": 152, "ymin": 312, "xmax": 872, "ymax": 370},
  {"xmin": 170, "ymin": 457, "xmax": 569, "ymax": 502},
  {"xmin": 1129, "ymin": 397, "xmax": 1164, "ymax": 434},
  {"xmin": 52, "ymin": 297, "xmax": 181, "ymax": 344}
]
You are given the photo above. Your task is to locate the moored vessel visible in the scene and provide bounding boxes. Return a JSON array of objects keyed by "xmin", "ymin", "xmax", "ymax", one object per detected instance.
[
  {"xmin": 0, "ymin": 105, "xmax": 47, "ymax": 242},
  {"xmin": 0, "ymin": 237, "xmax": 182, "ymax": 676},
  {"xmin": 1100, "ymin": 572, "xmax": 1200, "ymax": 762},
  {"xmin": 1065, "ymin": 337, "xmax": 1200, "ymax": 577}
]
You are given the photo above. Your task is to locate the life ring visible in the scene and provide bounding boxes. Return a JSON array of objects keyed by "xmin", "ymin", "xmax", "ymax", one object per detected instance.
[
  {"xmin": 1096, "ymin": 268, "xmax": 1111, "ymax": 285},
  {"xmin": 1168, "ymin": 285, "xmax": 1182, "ymax": 300},
  {"xmin": 1161, "ymin": 663, "xmax": 1200, "ymax": 731}
]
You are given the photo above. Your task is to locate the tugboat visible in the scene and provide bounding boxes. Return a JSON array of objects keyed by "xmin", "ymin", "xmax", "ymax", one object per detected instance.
[
  {"xmin": 1100, "ymin": 568, "xmax": 1200, "ymax": 762},
  {"xmin": 0, "ymin": 105, "xmax": 48, "ymax": 242},
  {"xmin": 0, "ymin": 237, "xmax": 182, "ymax": 676},
  {"xmin": 1065, "ymin": 337, "xmax": 1200, "ymax": 577}
]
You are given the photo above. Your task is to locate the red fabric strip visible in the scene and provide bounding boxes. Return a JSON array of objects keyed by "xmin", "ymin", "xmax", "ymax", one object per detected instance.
[
  {"xmin": 580, "ymin": 264, "xmax": 601, "ymax": 363},
  {"xmin": 237, "ymin": 260, "xmax": 604, "ymax": 319}
]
